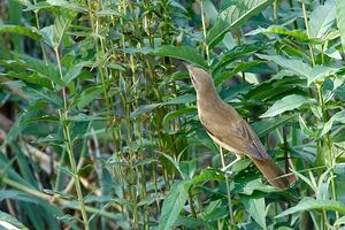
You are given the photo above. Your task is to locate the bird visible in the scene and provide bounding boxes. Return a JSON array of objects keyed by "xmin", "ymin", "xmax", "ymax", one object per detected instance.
[{"xmin": 186, "ymin": 64, "xmax": 296, "ymax": 190}]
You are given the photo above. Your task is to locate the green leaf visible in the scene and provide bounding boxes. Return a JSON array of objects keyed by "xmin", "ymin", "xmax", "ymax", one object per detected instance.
[
  {"xmin": 9, "ymin": 52, "xmax": 63, "ymax": 87},
  {"xmin": 191, "ymin": 168, "xmax": 224, "ymax": 185},
  {"xmin": 40, "ymin": 15, "xmax": 70, "ymax": 48},
  {"xmin": 260, "ymin": 95, "xmax": 314, "ymax": 118},
  {"xmin": 309, "ymin": 0, "xmax": 336, "ymax": 39},
  {"xmin": 203, "ymin": 0, "xmax": 218, "ymax": 25},
  {"xmin": 0, "ymin": 25, "xmax": 41, "ymax": 40},
  {"xmin": 63, "ymin": 61, "xmax": 92, "ymax": 85},
  {"xmin": 95, "ymin": 9, "xmax": 121, "ymax": 17},
  {"xmin": 263, "ymin": 25, "xmax": 311, "ymax": 42},
  {"xmin": 200, "ymin": 200, "xmax": 228, "ymax": 222},
  {"xmin": 46, "ymin": 0, "xmax": 87, "ymax": 13},
  {"xmin": 131, "ymin": 94, "xmax": 195, "ymax": 119},
  {"xmin": 213, "ymin": 42, "xmax": 265, "ymax": 73},
  {"xmin": 162, "ymin": 108, "xmax": 196, "ymax": 133},
  {"xmin": 334, "ymin": 215, "xmax": 345, "ymax": 227},
  {"xmin": 256, "ymin": 54, "xmax": 312, "ymax": 79},
  {"xmin": 131, "ymin": 103, "xmax": 160, "ymax": 119},
  {"xmin": 241, "ymin": 196, "xmax": 267, "ymax": 229},
  {"xmin": 299, "ymin": 115, "xmax": 318, "ymax": 139},
  {"xmin": 207, "ymin": 0, "xmax": 274, "ymax": 48},
  {"xmin": 153, "ymin": 45, "xmax": 207, "ymax": 68},
  {"xmin": 175, "ymin": 216, "xmax": 205, "ymax": 229},
  {"xmin": 159, "ymin": 152, "xmax": 185, "ymax": 179},
  {"xmin": 2, "ymin": 71, "xmax": 52, "ymax": 89},
  {"xmin": 74, "ymin": 85, "xmax": 103, "ymax": 109},
  {"xmin": 257, "ymin": 54, "xmax": 337, "ymax": 85},
  {"xmin": 162, "ymin": 94, "xmax": 195, "ymax": 106},
  {"xmin": 0, "ymin": 210, "xmax": 29, "ymax": 230},
  {"xmin": 13, "ymin": 0, "xmax": 31, "ymax": 6},
  {"xmin": 253, "ymin": 114, "xmax": 297, "ymax": 137},
  {"xmin": 179, "ymin": 160, "xmax": 197, "ymax": 180},
  {"xmin": 215, "ymin": 61, "xmax": 263, "ymax": 85},
  {"xmin": 159, "ymin": 181, "xmax": 191, "ymax": 230},
  {"xmin": 336, "ymin": 0, "xmax": 345, "ymax": 52},
  {"xmin": 321, "ymin": 110, "xmax": 345, "ymax": 136},
  {"xmin": 238, "ymin": 178, "xmax": 276, "ymax": 195},
  {"xmin": 276, "ymin": 197, "xmax": 345, "ymax": 218},
  {"xmin": 308, "ymin": 65, "xmax": 338, "ymax": 85}
]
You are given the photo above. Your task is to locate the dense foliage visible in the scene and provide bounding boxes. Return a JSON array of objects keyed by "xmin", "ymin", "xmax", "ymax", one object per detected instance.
[{"xmin": 1, "ymin": 0, "xmax": 345, "ymax": 229}]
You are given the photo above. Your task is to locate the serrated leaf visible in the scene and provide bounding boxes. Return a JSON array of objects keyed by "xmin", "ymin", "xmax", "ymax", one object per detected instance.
[
  {"xmin": 207, "ymin": 0, "xmax": 274, "ymax": 48},
  {"xmin": 63, "ymin": 61, "xmax": 92, "ymax": 85},
  {"xmin": 215, "ymin": 60, "xmax": 263, "ymax": 85},
  {"xmin": 321, "ymin": 110, "xmax": 345, "ymax": 136},
  {"xmin": 0, "ymin": 210, "xmax": 29, "ymax": 230},
  {"xmin": 260, "ymin": 95, "xmax": 313, "ymax": 118},
  {"xmin": 308, "ymin": 65, "xmax": 338, "ymax": 85},
  {"xmin": 40, "ymin": 15, "xmax": 70, "ymax": 48},
  {"xmin": 309, "ymin": 0, "xmax": 336, "ymax": 39},
  {"xmin": 153, "ymin": 45, "xmax": 207, "ymax": 68},
  {"xmin": 74, "ymin": 85, "xmax": 103, "ymax": 109},
  {"xmin": 276, "ymin": 197, "xmax": 345, "ymax": 218},
  {"xmin": 131, "ymin": 94, "xmax": 195, "ymax": 119},
  {"xmin": 159, "ymin": 181, "xmax": 191, "ymax": 230},
  {"xmin": 96, "ymin": 9, "xmax": 120, "ymax": 17},
  {"xmin": 0, "ymin": 25, "xmax": 41, "ymax": 40},
  {"xmin": 336, "ymin": 0, "xmax": 345, "ymax": 52},
  {"xmin": 241, "ymin": 196, "xmax": 267, "ymax": 229},
  {"xmin": 46, "ymin": 0, "xmax": 87, "ymax": 13},
  {"xmin": 253, "ymin": 114, "xmax": 297, "ymax": 137},
  {"xmin": 257, "ymin": 54, "xmax": 337, "ymax": 85},
  {"xmin": 130, "ymin": 103, "xmax": 161, "ymax": 119},
  {"xmin": 264, "ymin": 25, "xmax": 311, "ymax": 42},
  {"xmin": 191, "ymin": 168, "xmax": 224, "ymax": 185},
  {"xmin": 256, "ymin": 54, "xmax": 312, "ymax": 78}
]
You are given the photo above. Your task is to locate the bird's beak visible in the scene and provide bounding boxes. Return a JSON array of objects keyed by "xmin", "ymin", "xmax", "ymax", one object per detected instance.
[
  {"xmin": 185, "ymin": 64, "xmax": 193, "ymax": 74},
  {"xmin": 185, "ymin": 64, "xmax": 195, "ymax": 80}
]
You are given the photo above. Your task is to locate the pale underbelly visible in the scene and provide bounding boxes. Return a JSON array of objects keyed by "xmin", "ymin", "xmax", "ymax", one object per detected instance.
[{"xmin": 207, "ymin": 131, "xmax": 242, "ymax": 156}]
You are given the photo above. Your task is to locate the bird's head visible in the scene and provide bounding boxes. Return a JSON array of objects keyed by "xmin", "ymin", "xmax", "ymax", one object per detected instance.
[{"xmin": 186, "ymin": 65, "xmax": 215, "ymax": 93}]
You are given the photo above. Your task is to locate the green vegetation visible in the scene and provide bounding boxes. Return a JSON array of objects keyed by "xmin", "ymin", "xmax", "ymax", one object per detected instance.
[{"xmin": 0, "ymin": 0, "xmax": 345, "ymax": 229}]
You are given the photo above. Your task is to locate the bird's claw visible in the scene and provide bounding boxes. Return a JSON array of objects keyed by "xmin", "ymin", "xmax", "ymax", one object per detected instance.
[{"xmin": 224, "ymin": 170, "xmax": 234, "ymax": 177}]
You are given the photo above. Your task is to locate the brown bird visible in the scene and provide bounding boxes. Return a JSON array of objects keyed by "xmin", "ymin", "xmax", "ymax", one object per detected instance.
[{"xmin": 187, "ymin": 65, "xmax": 296, "ymax": 190}]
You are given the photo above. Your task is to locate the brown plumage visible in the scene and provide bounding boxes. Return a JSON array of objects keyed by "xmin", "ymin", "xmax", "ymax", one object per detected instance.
[{"xmin": 187, "ymin": 65, "xmax": 296, "ymax": 190}]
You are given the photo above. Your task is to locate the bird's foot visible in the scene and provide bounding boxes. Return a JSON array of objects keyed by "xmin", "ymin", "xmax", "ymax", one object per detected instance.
[
  {"xmin": 224, "ymin": 170, "xmax": 235, "ymax": 177},
  {"xmin": 221, "ymin": 156, "xmax": 242, "ymax": 172}
]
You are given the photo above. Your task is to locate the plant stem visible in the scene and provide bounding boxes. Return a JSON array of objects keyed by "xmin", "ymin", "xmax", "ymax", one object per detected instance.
[
  {"xmin": 301, "ymin": 0, "xmax": 315, "ymax": 66},
  {"xmin": 54, "ymin": 48, "xmax": 89, "ymax": 230},
  {"xmin": 316, "ymin": 84, "xmax": 339, "ymax": 226},
  {"xmin": 188, "ymin": 190, "xmax": 197, "ymax": 218},
  {"xmin": 200, "ymin": 0, "xmax": 210, "ymax": 65},
  {"xmin": 2, "ymin": 177, "xmax": 119, "ymax": 219},
  {"xmin": 219, "ymin": 146, "xmax": 234, "ymax": 227}
]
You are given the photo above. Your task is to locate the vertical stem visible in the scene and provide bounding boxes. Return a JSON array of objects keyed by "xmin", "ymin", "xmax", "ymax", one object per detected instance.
[
  {"xmin": 219, "ymin": 146, "xmax": 234, "ymax": 227},
  {"xmin": 188, "ymin": 190, "xmax": 197, "ymax": 218},
  {"xmin": 86, "ymin": 0, "xmax": 130, "ymax": 223},
  {"xmin": 54, "ymin": 48, "xmax": 89, "ymax": 230},
  {"xmin": 200, "ymin": 0, "xmax": 210, "ymax": 65},
  {"xmin": 302, "ymin": 0, "xmax": 337, "ymax": 226},
  {"xmin": 288, "ymin": 0, "xmax": 298, "ymax": 29},
  {"xmin": 301, "ymin": 0, "xmax": 315, "ymax": 66},
  {"xmin": 316, "ymin": 84, "xmax": 339, "ymax": 227},
  {"xmin": 273, "ymin": 0, "xmax": 278, "ymax": 22},
  {"xmin": 8, "ymin": 0, "xmax": 23, "ymax": 52}
]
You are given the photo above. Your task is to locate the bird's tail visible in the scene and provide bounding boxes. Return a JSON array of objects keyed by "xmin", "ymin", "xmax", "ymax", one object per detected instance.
[{"xmin": 251, "ymin": 157, "xmax": 296, "ymax": 190}]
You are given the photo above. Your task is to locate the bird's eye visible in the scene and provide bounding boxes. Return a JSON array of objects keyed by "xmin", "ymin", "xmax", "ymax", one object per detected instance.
[{"xmin": 191, "ymin": 75, "xmax": 196, "ymax": 83}]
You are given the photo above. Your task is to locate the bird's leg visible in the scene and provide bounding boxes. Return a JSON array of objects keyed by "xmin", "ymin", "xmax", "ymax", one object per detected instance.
[
  {"xmin": 218, "ymin": 146, "xmax": 234, "ymax": 225},
  {"xmin": 221, "ymin": 155, "xmax": 242, "ymax": 172}
]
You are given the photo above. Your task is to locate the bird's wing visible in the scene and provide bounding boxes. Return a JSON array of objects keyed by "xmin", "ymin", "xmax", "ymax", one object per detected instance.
[
  {"xmin": 234, "ymin": 119, "xmax": 270, "ymax": 159},
  {"xmin": 203, "ymin": 118, "xmax": 269, "ymax": 159}
]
